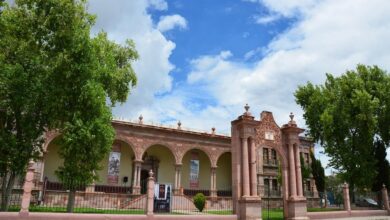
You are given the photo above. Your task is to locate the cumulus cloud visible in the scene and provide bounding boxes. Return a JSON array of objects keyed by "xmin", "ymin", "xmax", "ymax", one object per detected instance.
[
  {"xmin": 88, "ymin": 0, "xmax": 390, "ymax": 163},
  {"xmin": 87, "ymin": 0, "xmax": 175, "ymax": 119},
  {"xmin": 157, "ymin": 14, "xmax": 188, "ymax": 32},
  {"xmin": 254, "ymin": 14, "xmax": 281, "ymax": 24}
]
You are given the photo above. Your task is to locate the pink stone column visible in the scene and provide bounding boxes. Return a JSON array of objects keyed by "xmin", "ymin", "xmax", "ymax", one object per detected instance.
[
  {"xmin": 132, "ymin": 161, "xmax": 142, "ymax": 195},
  {"xmin": 294, "ymin": 144, "xmax": 303, "ymax": 197},
  {"xmin": 288, "ymin": 143, "xmax": 297, "ymax": 198},
  {"xmin": 19, "ymin": 161, "xmax": 35, "ymax": 217},
  {"xmin": 241, "ymin": 137, "xmax": 250, "ymax": 197},
  {"xmin": 146, "ymin": 170, "xmax": 155, "ymax": 216},
  {"xmin": 174, "ymin": 164, "xmax": 182, "ymax": 195},
  {"xmin": 382, "ymin": 185, "xmax": 389, "ymax": 211},
  {"xmin": 249, "ymin": 139, "xmax": 258, "ymax": 196},
  {"xmin": 343, "ymin": 182, "xmax": 351, "ymax": 212},
  {"xmin": 210, "ymin": 167, "xmax": 217, "ymax": 197}
]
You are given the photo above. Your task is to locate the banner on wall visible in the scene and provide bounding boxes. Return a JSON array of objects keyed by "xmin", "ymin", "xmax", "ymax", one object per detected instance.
[
  {"xmin": 190, "ymin": 152, "xmax": 199, "ymax": 188},
  {"xmin": 107, "ymin": 151, "xmax": 121, "ymax": 184}
]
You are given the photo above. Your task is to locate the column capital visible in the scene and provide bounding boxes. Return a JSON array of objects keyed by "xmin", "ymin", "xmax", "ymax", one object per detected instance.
[{"xmin": 134, "ymin": 159, "xmax": 143, "ymax": 164}]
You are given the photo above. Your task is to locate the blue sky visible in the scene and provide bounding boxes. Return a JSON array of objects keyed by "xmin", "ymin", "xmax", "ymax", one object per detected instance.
[{"xmin": 87, "ymin": 0, "xmax": 390, "ymax": 174}]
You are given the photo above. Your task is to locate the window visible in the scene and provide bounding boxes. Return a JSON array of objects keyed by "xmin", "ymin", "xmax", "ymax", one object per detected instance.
[
  {"xmin": 263, "ymin": 148, "xmax": 269, "ymax": 163},
  {"xmin": 272, "ymin": 179, "xmax": 278, "ymax": 191},
  {"xmin": 271, "ymin": 149, "xmax": 277, "ymax": 160},
  {"xmin": 265, "ymin": 131, "xmax": 274, "ymax": 140},
  {"xmin": 264, "ymin": 178, "xmax": 270, "ymax": 190}
]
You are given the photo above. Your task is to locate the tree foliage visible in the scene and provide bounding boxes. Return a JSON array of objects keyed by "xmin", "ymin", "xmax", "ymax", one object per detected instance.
[
  {"xmin": 295, "ymin": 65, "xmax": 390, "ymax": 196},
  {"xmin": 300, "ymin": 155, "xmax": 311, "ymax": 180},
  {"xmin": 310, "ymin": 151, "xmax": 325, "ymax": 193},
  {"xmin": 372, "ymin": 139, "xmax": 390, "ymax": 192},
  {"xmin": 0, "ymin": 0, "xmax": 137, "ymax": 212}
]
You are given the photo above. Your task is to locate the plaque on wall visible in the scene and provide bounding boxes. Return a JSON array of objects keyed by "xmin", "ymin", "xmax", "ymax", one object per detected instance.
[{"xmin": 265, "ymin": 131, "xmax": 275, "ymax": 140}]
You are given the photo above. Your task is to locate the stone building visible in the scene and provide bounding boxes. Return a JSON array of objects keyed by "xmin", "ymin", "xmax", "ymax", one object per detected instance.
[{"xmin": 34, "ymin": 107, "xmax": 319, "ymax": 208}]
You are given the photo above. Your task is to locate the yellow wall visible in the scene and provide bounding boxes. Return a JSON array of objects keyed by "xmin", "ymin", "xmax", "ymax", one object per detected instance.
[
  {"xmin": 144, "ymin": 145, "xmax": 175, "ymax": 184},
  {"xmin": 216, "ymin": 152, "xmax": 232, "ymax": 190},
  {"xmin": 43, "ymin": 143, "xmax": 63, "ymax": 182},
  {"xmin": 181, "ymin": 149, "xmax": 211, "ymax": 189},
  {"xmin": 44, "ymin": 140, "xmax": 134, "ymax": 185},
  {"xmin": 95, "ymin": 141, "xmax": 134, "ymax": 186}
]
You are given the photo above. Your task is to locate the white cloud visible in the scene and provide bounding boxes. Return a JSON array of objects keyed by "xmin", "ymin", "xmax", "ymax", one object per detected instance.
[
  {"xmin": 254, "ymin": 14, "xmax": 281, "ymax": 24},
  {"xmin": 157, "ymin": 15, "xmax": 188, "ymax": 32},
  {"xmin": 87, "ymin": 0, "xmax": 175, "ymax": 119},
  {"xmin": 179, "ymin": 0, "xmax": 390, "ymax": 168},
  {"xmin": 89, "ymin": 0, "xmax": 390, "ymax": 168},
  {"xmin": 257, "ymin": 0, "xmax": 317, "ymax": 17},
  {"xmin": 147, "ymin": 0, "xmax": 168, "ymax": 11}
]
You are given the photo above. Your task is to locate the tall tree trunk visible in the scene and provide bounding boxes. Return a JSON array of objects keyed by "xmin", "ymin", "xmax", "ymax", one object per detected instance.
[
  {"xmin": 1, "ymin": 172, "xmax": 15, "ymax": 211},
  {"xmin": 67, "ymin": 189, "xmax": 76, "ymax": 213}
]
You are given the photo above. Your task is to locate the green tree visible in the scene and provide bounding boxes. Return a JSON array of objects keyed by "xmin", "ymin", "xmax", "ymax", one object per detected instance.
[
  {"xmin": 0, "ymin": 0, "xmax": 53, "ymax": 210},
  {"xmin": 310, "ymin": 152, "xmax": 325, "ymax": 193},
  {"xmin": 300, "ymin": 155, "xmax": 311, "ymax": 180},
  {"xmin": 372, "ymin": 139, "xmax": 390, "ymax": 192},
  {"xmin": 0, "ymin": 0, "xmax": 137, "ymax": 212},
  {"xmin": 310, "ymin": 151, "xmax": 325, "ymax": 206},
  {"xmin": 295, "ymin": 64, "xmax": 390, "ymax": 202}
]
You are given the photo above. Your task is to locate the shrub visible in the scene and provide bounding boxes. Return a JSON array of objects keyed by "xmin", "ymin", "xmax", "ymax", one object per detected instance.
[{"xmin": 193, "ymin": 193, "xmax": 206, "ymax": 212}]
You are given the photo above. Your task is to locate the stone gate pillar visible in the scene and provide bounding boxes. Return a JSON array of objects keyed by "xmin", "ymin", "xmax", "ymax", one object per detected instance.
[
  {"xmin": 231, "ymin": 104, "xmax": 262, "ymax": 220},
  {"xmin": 281, "ymin": 113, "xmax": 308, "ymax": 220}
]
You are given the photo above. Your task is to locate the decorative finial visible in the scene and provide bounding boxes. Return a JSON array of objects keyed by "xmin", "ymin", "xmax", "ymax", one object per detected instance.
[
  {"xmin": 383, "ymin": 184, "xmax": 386, "ymax": 189},
  {"xmin": 211, "ymin": 127, "xmax": 216, "ymax": 134},
  {"xmin": 149, "ymin": 169, "xmax": 154, "ymax": 177},
  {"xmin": 245, "ymin": 104, "xmax": 250, "ymax": 113},
  {"xmin": 138, "ymin": 114, "xmax": 143, "ymax": 124},
  {"xmin": 177, "ymin": 120, "xmax": 182, "ymax": 129},
  {"xmin": 289, "ymin": 112, "xmax": 294, "ymax": 121}
]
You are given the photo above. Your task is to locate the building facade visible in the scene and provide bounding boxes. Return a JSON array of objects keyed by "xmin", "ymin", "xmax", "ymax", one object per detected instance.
[{"xmin": 34, "ymin": 109, "xmax": 319, "ymax": 208}]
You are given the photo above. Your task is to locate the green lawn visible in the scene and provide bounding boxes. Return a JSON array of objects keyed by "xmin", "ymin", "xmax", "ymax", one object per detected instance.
[
  {"xmin": 205, "ymin": 210, "xmax": 233, "ymax": 215},
  {"xmin": 307, "ymin": 207, "xmax": 343, "ymax": 212},
  {"xmin": 262, "ymin": 209, "xmax": 283, "ymax": 220},
  {"xmin": 27, "ymin": 206, "xmax": 145, "ymax": 214}
]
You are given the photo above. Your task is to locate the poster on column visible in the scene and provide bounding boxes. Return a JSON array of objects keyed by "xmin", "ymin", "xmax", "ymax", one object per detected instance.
[
  {"xmin": 190, "ymin": 152, "xmax": 199, "ymax": 188},
  {"xmin": 107, "ymin": 152, "xmax": 121, "ymax": 184}
]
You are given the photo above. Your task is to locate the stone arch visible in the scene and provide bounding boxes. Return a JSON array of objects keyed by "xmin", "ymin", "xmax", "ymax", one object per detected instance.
[
  {"xmin": 181, "ymin": 147, "xmax": 212, "ymax": 190},
  {"xmin": 43, "ymin": 131, "xmax": 61, "ymax": 152},
  {"xmin": 216, "ymin": 152, "xmax": 232, "ymax": 192},
  {"xmin": 180, "ymin": 147, "xmax": 212, "ymax": 165},
  {"xmin": 140, "ymin": 144, "xmax": 176, "ymax": 185},
  {"xmin": 140, "ymin": 142, "xmax": 177, "ymax": 163},
  {"xmin": 113, "ymin": 136, "xmax": 137, "ymax": 157},
  {"xmin": 42, "ymin": 135, "xmax": 63, "ymax": 182}
]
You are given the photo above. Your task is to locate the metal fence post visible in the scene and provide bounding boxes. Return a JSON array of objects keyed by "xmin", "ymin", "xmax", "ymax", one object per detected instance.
[
  {"xmin": 19, "ymin": 161, "xmax": 35, "ymax": 217},
  {"xmin": 146, "ymin": 170, "xmax": 155, "ymax": 215}
]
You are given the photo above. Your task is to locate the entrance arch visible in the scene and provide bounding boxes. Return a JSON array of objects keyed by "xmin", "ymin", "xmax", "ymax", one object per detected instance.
[
  {"xmin": 231, "ymin": 107, "xmax": 308, "ymax": 220},
  {"xmin": 216, "ymin": 152, "xmax": 232, "ymax": 196},
  {"xmin": 140, "ymin": 145, "xmax": 175, "ymax": 188},
  {"xmin": 181, "ymin": 149, "xmax": 211, "ymax": 194}
]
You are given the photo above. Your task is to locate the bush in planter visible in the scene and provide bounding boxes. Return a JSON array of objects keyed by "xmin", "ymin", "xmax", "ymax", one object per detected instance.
[{"xmin": 193, "ymin": 193, "xmax": 206, "ymax": 212}]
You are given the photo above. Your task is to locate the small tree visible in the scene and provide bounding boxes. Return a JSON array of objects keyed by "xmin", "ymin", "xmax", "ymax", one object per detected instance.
[
  {"xmin": 193, "ymin": 193, "xmax": 206, "ymax": 212},
  {"xmin": 310, "ymin": 151, "xmax": 325, "ymax": 207}
]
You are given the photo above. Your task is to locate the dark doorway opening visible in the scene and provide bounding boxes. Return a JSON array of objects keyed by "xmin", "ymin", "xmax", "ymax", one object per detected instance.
[{"xmin": 141, "ymin": 169, "xmax": 149, "ymax": 194}]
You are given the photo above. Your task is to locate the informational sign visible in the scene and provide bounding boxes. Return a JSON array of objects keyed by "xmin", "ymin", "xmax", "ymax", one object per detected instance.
[
  {"xmin": 107, "ymin": 151, "xmax": 121, "ymax": 184},
  {"xmin": 154, "ymin": 183, "xmax": 171, "ymax": 212},
  {"xmin": 190, "ymin": 152, "xmax": 199, "ymax": 188}
]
